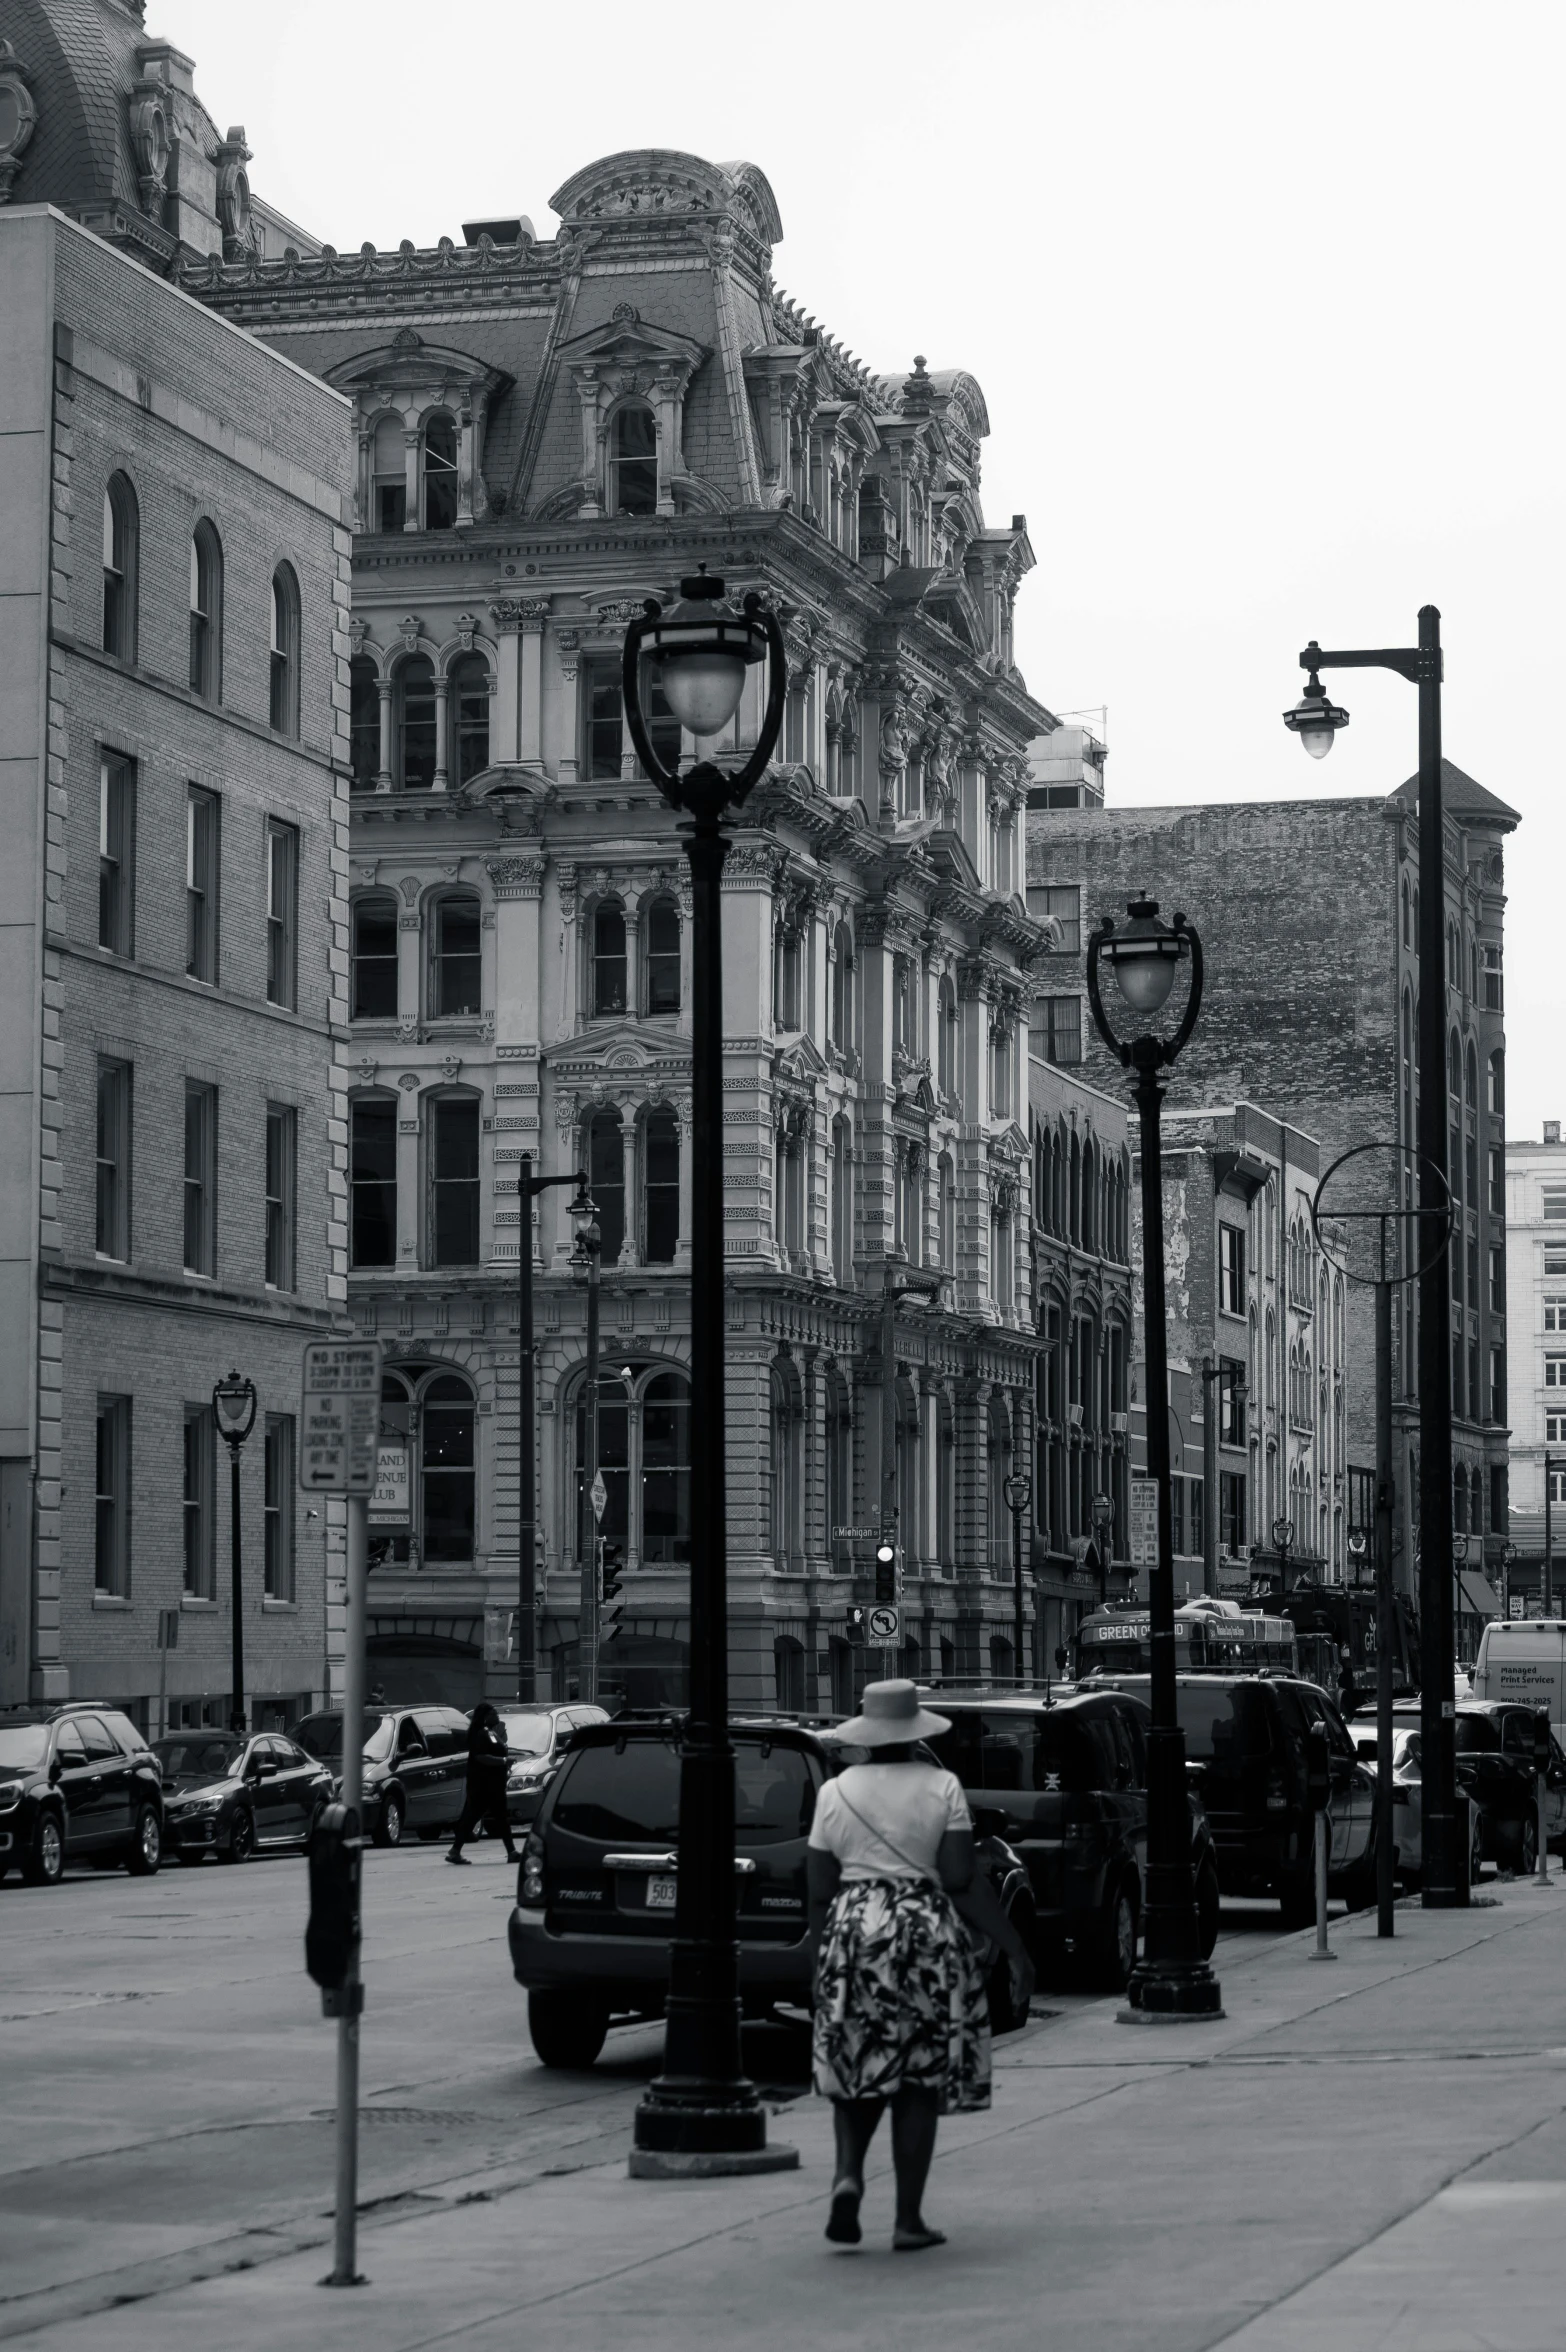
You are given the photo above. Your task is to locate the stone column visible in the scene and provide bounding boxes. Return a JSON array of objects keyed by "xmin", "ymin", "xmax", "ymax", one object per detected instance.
[
  {"xmin": 376, "ymin": 681, "xmax": 393, "ymax": 792},
  {"xmin": 402, "ymin": 427, "xmax": 420, "ymax": 533},
  {"xmin": 432, "ymin": 675, "xmax": 449, "ymax": 793},
  {"xmin": 487, "ymin": 855, "xmax": 545, "ymax": 1055}
]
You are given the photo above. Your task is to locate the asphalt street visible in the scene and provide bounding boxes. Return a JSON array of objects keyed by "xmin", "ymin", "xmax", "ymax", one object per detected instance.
[{"xmin": 4, "ymin": 1842, "xmax": 1564, "ymax": 2350}]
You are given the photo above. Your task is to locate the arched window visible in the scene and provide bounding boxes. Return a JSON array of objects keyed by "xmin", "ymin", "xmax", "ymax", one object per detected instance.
[
  {"xmin": 188, "ymin": 520, "xmax": 222, "ymax": 699},
  {"xmin": 644, "ymin": 897, "xmax": 680, "ymax": 1015},
  {"xmin": 350, "ymin": 656, "xmax": 380, "ymax": 790},
  {"xmin": 641, "ymin": 1372, "xmax": 690, "ymax": 1561},
  {"xmin": 350, "ymin": 893, "xmax": 399, "ymax": 1020},
  {"xmin": 397, "ymin": 655, "xmax": 437, "ymax": 788},
  {"xmin": 349, "ymin": 1096, "xmax": 397, "ymax": 1267},
  {"xmin": 937, "ymin": 973, "xmax": 956, "ymax": 1097},
  {"xmin": 1488, "ymin": 1048, "xmax": 1505, "ymax": 1117},
  {"xmin": 428, "ymin": 1093, "xmax": 480, "ymax": 1266},
  {"xmin": 451, "ymin": 653, "xmax": 490, "ymax": 785},
  {"xmin": 1401, "ymin": 875, "xmax": 1411, "ymax": 947},
  {"xmin": 372, "ymin": 413, "xmax": 406, "ymax": 531},
  {"xmin": 430, "ymin": 892, "xmax": 481, "ymax": 1017},
  {"xmin": 642, "ymin": 1108, "xmax": 679, "ymax": 1263},
  {"xmin": 422, "ymin": 412, "xmax": 459, "ymax": 529},
  {"xmin": 1069, "ymin": 1133, "xmax": 1082, "ymax": 1245},
  {"xmin": 592, "ymin": 901, "xmax": 627, "ymax": 1017},
  {"xmin": 269, "ymin": 564, "xmax": 300, "ymax": 736},
  {"xmin": 587, "ymin": 1110, "xmax": 625, "ymax": 1263},
  {"xmin": 609, "ymin": 402, "xmax": 658, "ymax": 515},
  {"xmin": 1081, "ymin": 1136, "xmax": 1096, "ymax": 1253},
  {"xmin": 776, "ymin": 1119, "xmax": 805, "ymax": 1256},
  {"xmin": 102, "ymin": 473, "xmax": 138, "ymax": 660},
  {"xmin": 831, "ymin": 1116, "xmax": 854, "ymax": 1285},
  {"xmin": 938, "ymin": 1153, "xmax": 955, "ymax": 1270},
  {"xmin": 421, "ymin": 1373, "xmax": 476, "ymax": 1561},
  {"xmin": 832, "ymin": 923, "xmax": 855, "ymax": 1052}
]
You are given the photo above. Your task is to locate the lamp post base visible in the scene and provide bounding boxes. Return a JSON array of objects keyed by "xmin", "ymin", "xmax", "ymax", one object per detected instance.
[
  {"xmin": 630, "ymin": 2142, "xmax": 800, "ymax": 2180},
  {"xmin": 1120, "ymin": 1958, "xmax": 1224, "ymax": 2020}
]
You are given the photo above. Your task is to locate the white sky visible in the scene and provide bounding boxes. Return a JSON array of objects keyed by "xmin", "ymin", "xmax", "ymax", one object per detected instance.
[{"xmin": 159, "ymin": 0, "xmax": 1563, "ymax": 1136}]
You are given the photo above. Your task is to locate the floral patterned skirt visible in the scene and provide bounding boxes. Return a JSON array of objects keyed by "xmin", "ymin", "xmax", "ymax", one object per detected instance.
[{"xmin": 812, "ymin": 1876, "xmax": 991, "ymax": 2113}]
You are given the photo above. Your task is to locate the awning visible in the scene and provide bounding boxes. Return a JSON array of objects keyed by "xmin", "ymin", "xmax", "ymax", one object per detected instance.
[{"xmin": 1457, "ymin": 1568, "xmax": 1500, "ymax": 1620}]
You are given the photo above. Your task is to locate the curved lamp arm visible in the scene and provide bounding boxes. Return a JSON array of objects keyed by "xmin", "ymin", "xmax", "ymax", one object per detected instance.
[
  {"xmin": 1166, "ymin": 913, "xmax": 1204, "ymax": 1067},
  {"xmin": 1086, "ymin": 910, "xmax": 1205, "ymax": 1073},
  {"xmin": 1085, "ymin": 917, "xmax": 1123, "ymax": 1064},
  {"xmin": 620, "ymin": 595, "xmax": 788, "ymax": 819}
]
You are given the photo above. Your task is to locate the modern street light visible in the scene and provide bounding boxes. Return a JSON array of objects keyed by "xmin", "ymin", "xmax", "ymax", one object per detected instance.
[
  {"xmin": 516, "ymin": 1155, "xmax": 587, "ymax": 1703},
  {"xmin": 212, "ymin": 1369, "xmax": 257, "ymax": 1734},
  {"xmin": 568, "ymin": 1182, "xmax": 603, "ymax": 1706},
  {"xmin": 1087, "ymin": 893, "xmax": 1221, "ymax": 2018},
  {"xmin": 1002, "ymin": 1471, "xmax": 1032, "ymax": 1686},
  {"xmin": 1282, "ymin": 607, "xmax": 1461, "ymax": 1906},
  {"xmin": 619, "ymin": 567, "xmax": 790, "ymax": 2171}
]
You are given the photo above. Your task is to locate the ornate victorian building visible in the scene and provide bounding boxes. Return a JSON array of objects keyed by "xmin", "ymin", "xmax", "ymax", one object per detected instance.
[{"xmin": 193, "ymin": 148, "xmax": 1062, "ymax": 1711}]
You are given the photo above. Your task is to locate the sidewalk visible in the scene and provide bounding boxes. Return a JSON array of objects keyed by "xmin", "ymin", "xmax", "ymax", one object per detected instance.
[{"xmin": 39, "ymin": 1882, "xmax": 1566, "ymax": 2352}]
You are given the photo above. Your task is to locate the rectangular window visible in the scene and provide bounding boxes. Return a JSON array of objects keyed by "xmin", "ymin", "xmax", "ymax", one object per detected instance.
[
  {"xmin": 263, "ymin": 1415, "xmax": 295, "ymax": 1602},
  {"xmin": 1040, "ymin": 994, "xmax": 1082, "ymax": 1067},
  {"xmin": 1544, "ymin": 1188, "xmax": 1566, "ymax": 1224},
  {"xmin": 1491, "ymin": 1248, "xmax": 1508, "ymax": 1314},
  {"xmin": 1219, "ymin": 1222, "xmax": 1246, "ymax": 1316},
  {"xmin": 1347, "ymin": 1465, "xmax": 1374, "ymax": 1532},
  {"xmin": 430, "ymin": 1095, "xmax": 480, "ymax": 1266},
  {"xmin": 182, "ymin": 1405, "xmax": 214, "ymax": 1599},
  {"xmin": 265, "ymin": 1104, "xmax": 296, "ymax": 1290},
  {"xmin": 1547, "ymin": 1355, "xmax": 1566, "ymax": 1389},
  {"xmin": 643, "ymin": 1114, "xmax": 680, "ymax": 1264},
  {"xmin": 1490, "ymin": 1148, "xmax": 1506, "ymax": 1217},
  {"xmin": 1220, "ymin": 1470, "xmax": 1247, "ymax": 1556},
  {"xmin": 98, "ymin": 755, "xmax": 135, "ymax": 954},
  {"xmin": 1219, "ymin": 1357, "xmax": 1247, "ymax": 1445},
  {"xmin": 1490, "ymin": 1347, "xmax": 1505, "ymax": 1423},
  {"xmin": 1483, "ymin": 941, "xmax": 1503, "ymax": 1011},
  {"xmin": 351, "ymin": 1099, "xmax": 397, "ymax": 1267},
  {"xmin": 185, "ymin": 787, "xmax": 220, "ymax": 984},
  {"xmin": 1552, "ymin": 1468, "xmax": 1566, "ymax": 1506},
  {"xmin": 1171, "ymin": 1477, "xmax": 1186, "ymax": 1558},
  {"xmin": 1030, "ymin": 884, "xmax": 1082, "ymax": 954},
  {"xmin": 265, "ymin": 819, "xmax": 298, "ymax": 1010},
  {"xmin": 1548, "ymin": 1413, "xmax": 1565, "ymax": 1445},
  {"xmin": 183, "ymin": 1081, "xmax": 216, "ymax": 1275},
  {"xmin": 95, "ymin": 1395, "xmax": 131, "ymax": 1596},
  {"xmin": 95, "ymin": 1056, "xmax": 131, "ymax": 1260},
  {"xmin": 1191, "ymin": 1478, "xmax": 1205, "ymax": 1563},
  {"xmin": 584, "ymin": 656, "xmax": 623, "ymax": 780},
  {"xmin": 1545, "ymin": 1297, "xmax": 1566, "ymax": 1334}
]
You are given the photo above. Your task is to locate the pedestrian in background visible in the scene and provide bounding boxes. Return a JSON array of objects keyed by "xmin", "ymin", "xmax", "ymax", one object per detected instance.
[
  {"xmin": 807, "ymin": 1680, "xmax": 1031, "ymax": 2252},
  {"xmin": 446, "ymin": 1700, "xmax": 518, "ymax": 1866}
]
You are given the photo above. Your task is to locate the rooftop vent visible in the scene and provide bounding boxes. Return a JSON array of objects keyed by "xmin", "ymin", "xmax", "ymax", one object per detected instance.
[
  {"xmin": 1546, "ymin": 1120, "xmax": 1561, "ymax": 1145},
  {"xmin": 461, "ymin": 216, "xmax": 535, "ymax": 248}
]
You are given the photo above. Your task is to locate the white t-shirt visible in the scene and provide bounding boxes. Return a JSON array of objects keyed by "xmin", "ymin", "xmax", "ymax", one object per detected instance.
[{"xmin": 809, "ymin": 1762, "xmax": 972, "ymax": 1883}]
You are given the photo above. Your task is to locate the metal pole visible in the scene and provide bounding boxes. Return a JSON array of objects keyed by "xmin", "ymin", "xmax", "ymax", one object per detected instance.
[
  {"xmin": 580, "ymin": 1231, "xmax": 600, "ymax": 1706},
  {"xmin": 1202, "ymin": 1358, "xmax": 1218, "ymax": 1601},
  {"xmin": 228, "ymin": 1442, "xmax": 245, "ymax": 1734},
  {"xmin": 1311, "ymin": 1809, "xmax": 1334, "ymax": 1960},
  {"xmin": 633, "ymin": 809, "xmax": 764, "ymax": 2160},
  {"xmin": 1546, "ymin": 1453, "xmax": 1555, "ymax": 1618},
  {"xmin": 1414, "ymin": 604, "xmax": 1460, "ymax": 1906},
  {"xmin": 518, "ymin": 1157, "xmax": 536, "ymax": 1705},
  {"xmin": 1538, "ymin": 1763, "xmax": 1550, "ymax": 1885},
  {"xmin": 1012, "ymin": 1502, "xmax": 1025, "ymax": 1686},
  {"xmin": 1375, "ymin": 1266, "xmax": 1396, "ymax": 1937},
  {"xmin": 1125, "ymin": 1057, "xmax": 1220, "ymax": 2014},
  {"xmin": 330, "ymin": 1493, "xmax": 368, "ymax": 2287}
]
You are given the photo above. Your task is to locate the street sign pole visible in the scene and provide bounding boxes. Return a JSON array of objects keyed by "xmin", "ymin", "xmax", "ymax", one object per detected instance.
[{"xmin": 301, "ymin": 1339, "xmax": 379, "ymax": 2292}]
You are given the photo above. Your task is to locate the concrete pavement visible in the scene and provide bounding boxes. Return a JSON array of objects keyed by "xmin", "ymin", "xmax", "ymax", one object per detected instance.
[{"xmin": 6, "ymin": 1847, "xmax": 1566, "ymax": 2349}]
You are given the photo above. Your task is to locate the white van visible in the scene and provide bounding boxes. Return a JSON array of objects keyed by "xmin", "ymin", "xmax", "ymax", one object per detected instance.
[{"xmin": 1472, "ymin": 1619, "xmax": 1566, "ymax": 1739}]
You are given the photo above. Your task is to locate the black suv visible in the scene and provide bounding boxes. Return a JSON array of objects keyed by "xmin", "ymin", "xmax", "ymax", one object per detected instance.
[
  {"xmin": 509, "ymin": 1717, "xmax": 824, "ymax": 2066},
  {"xmin": 1092, "ymin": 1674, "xmax": 1377, "ymax": 1925},
  {"xmin": 0, "ymin": 1704, "xmax": 164, "ymax": 1885},
  {"xmin": 923, "ymin": 1689, "xmax": 1221, "ymax": 1991}
]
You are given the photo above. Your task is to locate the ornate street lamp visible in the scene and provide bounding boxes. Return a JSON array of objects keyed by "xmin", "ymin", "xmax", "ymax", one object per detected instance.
[
  {"xmin": 1002, "ymin": 1471, "xmax": 1032, "ymax": 1685},
  {"xmin": 212, "ymin": 1369, "xmax": 257, "ymax": 1734},
  {"xmin": 1087, "ymin": 895, "xmax": 1221, "ymax": 2018},
  {"xmin": 1282, "ymin": 608, "xmax": 1461, "ymax": 1907},
  {"xmin": 619, "ymin": 568, "xmax": 789, "ymax": 2171},
  {"xmin": 514, "ymin": 1159, "xmax": 585, "ymax": 1702},
  {"xmin": 1090, "ymin": 1488, "xmax": 1115, "ymax": 1608},
  {"xmin": 1272, "ymin": 1513, "xmax": 1295, "ymax": 1595}
]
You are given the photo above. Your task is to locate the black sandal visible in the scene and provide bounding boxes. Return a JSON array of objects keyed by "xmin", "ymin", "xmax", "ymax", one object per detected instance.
[{"xmin": 825, "ymin": 2180, "xmax": 863, "ymax": 2245}]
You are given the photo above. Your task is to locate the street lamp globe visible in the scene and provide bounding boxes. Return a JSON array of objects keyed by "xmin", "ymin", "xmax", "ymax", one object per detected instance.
[
  {"xmin": 1283, "ymin": 657, "xmax": 1350, "ymax": 760},
  {"xmin": 1097, "ymin": 894, "xmax": 1187, "ymax": 1016},
  {"xmin": 211, "ymin": 1368, "xmax": 257, "ymax": 1445},
  {"xmin": 635, "ymin": 566, "xmax": 766, "ymax": 742}
]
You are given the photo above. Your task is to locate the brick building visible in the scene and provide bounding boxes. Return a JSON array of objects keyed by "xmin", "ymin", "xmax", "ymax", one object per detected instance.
[
  {"xmin": 1024, "ymin": 770, "xmax": 1517, "ymax": 1599},
  {"xmin": 1504, "ymin": 1121, "xmax": 1566, "ymax": 1603},
  {"xmin": 185, "ymin": 145, "xmax": 1067, "ymax": 1714},
  {"xmin": 0, "ymin": 12, "xmax": 352, "ymax": 1723}
]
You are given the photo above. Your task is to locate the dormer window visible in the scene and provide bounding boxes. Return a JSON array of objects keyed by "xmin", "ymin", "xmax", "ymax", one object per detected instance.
[
  {"xmin": 423, "ymin": 413, "xmax": 459, "ymax": 529},
  {"xmin": 609, "ymin": 404, "xmax": 658, "ymax": 516},
  {"xmin": 372, "ymin": 415, "xmax": 406, "ymax": 531}
]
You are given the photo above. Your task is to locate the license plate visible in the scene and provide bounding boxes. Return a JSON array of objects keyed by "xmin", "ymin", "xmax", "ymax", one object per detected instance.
[{"xmin": 646, "ymin": 1876, "xmax": 678, "ymax": 1910}]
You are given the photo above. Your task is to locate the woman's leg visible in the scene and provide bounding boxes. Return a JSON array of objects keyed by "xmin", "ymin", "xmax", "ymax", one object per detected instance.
[
  {"xmin": 826, "ymin": 2098, "xmax": 883, "ymax": 2243},
  {"xmin": 889, "ymin": 2086, "xmax": 943, "ymax": 2246}
]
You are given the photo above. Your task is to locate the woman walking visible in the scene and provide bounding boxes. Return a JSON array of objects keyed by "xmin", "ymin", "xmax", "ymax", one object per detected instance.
[
  {"xmin": 808, "ymin": 1680, "xmax": 1033, "ymax": 2252},
  {"xmin": 446, "ymin": 1700, "xmax": 519, "ymax": 1865}
]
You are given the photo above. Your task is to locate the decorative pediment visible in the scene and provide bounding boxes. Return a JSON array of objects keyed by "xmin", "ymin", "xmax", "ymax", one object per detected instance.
[
  {"xmin": 325, "ymin": 338, "xmax": 510, "ymax": 412},
  {"xmin": 775, "ymin": 1035, "xmax": 828, "ymax": 1084},
  {"xmin": 556, "ymin": 305, "xmax": 711, "ymax": 520},
  {"xmin": 558, "ymin": 304, "xmax": 708, "ymax": 380}
]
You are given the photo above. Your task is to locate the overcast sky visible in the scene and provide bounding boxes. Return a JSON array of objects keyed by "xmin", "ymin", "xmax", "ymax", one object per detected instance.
[{"xmin": 159, "ymin": 0, "xmax": 1563, "ymax": 1139}]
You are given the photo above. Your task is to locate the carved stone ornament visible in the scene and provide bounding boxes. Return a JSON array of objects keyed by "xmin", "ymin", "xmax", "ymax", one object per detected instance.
[
  {"xmin": 0, "ymin": 43, "xmax": 38, "ymax": 203},
  {"xmin": 398, "ymin": 876, "xmax": 421, "ymax": 905},
  {"xmin": 441, "ymin": 1054, "xmax": 463, "ymax": 1085},
  {"xmin": 489, "ymin": 598, "xmax": 550, "ymax": 634},
  {"xmin": 128, "ymin": 79, "xmax": 171, "ymax": 215},
  {"xmin": 486, "ymin": 856, "xmax": 545, "ymax": 899},
  {"xmin": 398, "ymin": 614, "xmax": 422, "ymax": 652},
  {"xmin": 214, "ymin": 126, "xmax": 254, "ymax": 260},
  {"xmin": 397, "ymin": 1072, "xmax": 420, "ymax": 1091},
  {"xmin": 454, "ymin": 612, "xmax": 478, "ymax": 651},
  {"xmin": 354, "ymin": 1057, "xmax": 378, "ymax": 1087}
]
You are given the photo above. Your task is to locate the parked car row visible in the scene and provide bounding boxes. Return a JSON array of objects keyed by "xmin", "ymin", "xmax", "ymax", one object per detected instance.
[{"xmin": 1346, "ymin": 1698, "xmax": 1566, "ymax": 1883}]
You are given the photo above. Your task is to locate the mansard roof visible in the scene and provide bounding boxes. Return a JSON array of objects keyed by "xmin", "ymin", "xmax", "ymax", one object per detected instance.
[
  {"xmin": 2, "ymin": 0, "xmax": 160, "ymax": 217},
  {"xmin": 1390, "ymin": 757, "xmax": 1520, "ymax": 830}
]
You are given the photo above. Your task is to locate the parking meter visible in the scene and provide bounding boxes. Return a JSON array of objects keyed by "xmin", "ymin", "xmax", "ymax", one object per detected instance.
[{"xmin": 306, "ymin": 1802, "xmax": 362, "ymax": 2009}]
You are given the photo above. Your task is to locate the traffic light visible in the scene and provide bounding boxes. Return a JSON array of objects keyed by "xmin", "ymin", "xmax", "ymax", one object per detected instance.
[
  {"xmin": 305, "ymin": 1802, "xmax": 362, "ymax": 2008},
  {"xmin": 1304, "ymin": 1723, "xmax": 1331, "ymax": 1814},
  {"xmin": 874, "ymin": 1537, "xmax": 897, "ymax": 1607},
  {"xmin": 600, "ymin": 1542, "xmax": 626, "ymax": 1641}
]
